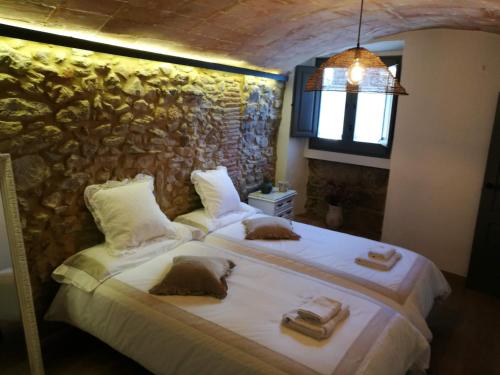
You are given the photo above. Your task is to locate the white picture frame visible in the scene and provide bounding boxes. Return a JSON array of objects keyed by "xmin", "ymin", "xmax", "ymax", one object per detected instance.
[{"xmin": 0, "ymin": 154, "xmax": 44, "ymax": 374}]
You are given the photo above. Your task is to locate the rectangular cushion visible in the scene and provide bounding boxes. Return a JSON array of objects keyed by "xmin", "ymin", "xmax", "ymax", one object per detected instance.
[{"xmin": 243, "ymin": 216, "xmax": 301, "ymax": 240}]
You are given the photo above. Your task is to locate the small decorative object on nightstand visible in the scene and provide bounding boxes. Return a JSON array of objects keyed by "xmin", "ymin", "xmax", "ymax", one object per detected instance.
[
  {"xmin": 277, "ymin": 180, "xmax": 289, "ymax": 192},
  {"xmin": 260, "ymin": 177, "xmax": 273, "ymax": 194},
  {"xmin": 248, "ymin": 188, "xmax": 297, "ymax": 219}
]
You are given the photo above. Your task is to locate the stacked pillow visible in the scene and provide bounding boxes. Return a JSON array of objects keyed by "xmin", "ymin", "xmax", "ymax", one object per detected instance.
[
  {"xmin": 52, "ymin": 174, "xmax": 210, "ymax": 292},
  {"xmin": 85, "ymin": 174, "xmax": 178, "ymax": 252}
]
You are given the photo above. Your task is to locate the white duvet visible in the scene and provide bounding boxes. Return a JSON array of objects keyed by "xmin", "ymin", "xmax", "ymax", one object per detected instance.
[
  {"xmin": 203, "ymin": 214, "xmax": 451, "ymax": 340},
  {"xmin": 47, "ymin": 241, "xmax": 430, "ymax": 375}
]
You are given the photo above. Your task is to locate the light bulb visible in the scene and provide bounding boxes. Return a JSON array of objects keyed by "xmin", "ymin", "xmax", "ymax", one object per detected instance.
[{"xmin": 346, "ymin": 59, "xmax": 365, "ymax": 85}]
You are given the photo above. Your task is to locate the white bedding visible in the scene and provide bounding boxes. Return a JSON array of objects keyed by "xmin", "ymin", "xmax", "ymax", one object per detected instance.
[
  {"xmin": 52, "ymin": 222, "xmax": 194, "ymax": 292},
  {"xmin": 203, "ymin": 214, "xmax": 451, "ymax": 341},
  {"xmin": 47, "ymin": 241, "xmax": 430, "ymax": 375}
]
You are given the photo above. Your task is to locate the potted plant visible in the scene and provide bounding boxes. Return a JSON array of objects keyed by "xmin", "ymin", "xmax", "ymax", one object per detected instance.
[
  {"xmin": 325, "ymin": 182, "xmax": 352, "ymax": 229},
  {"xmin": 260, "ymin": 174, "xmax": 273, "ymax": 194}
]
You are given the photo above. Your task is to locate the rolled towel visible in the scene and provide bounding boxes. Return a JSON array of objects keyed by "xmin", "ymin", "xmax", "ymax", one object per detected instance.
[
  {"xmin": 282, "ymin": 306, "xmax": 350, "ymax": 340},
  {"xmin": 368, "ymin": 247, "xmax": 396, "ymax": 261},
  {"xmin": 355, "ymin": 252, "xmax": 402, "ymax": 271},
  {"xmin": 297, "ymin": 296, "xmax": 341, "ymax": 324}
]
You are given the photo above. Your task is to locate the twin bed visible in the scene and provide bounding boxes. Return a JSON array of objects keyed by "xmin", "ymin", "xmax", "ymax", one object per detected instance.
[
  {"xmin": 175, "ymin": 208, "xmax": 450, "ymax": 341},
  {"xmin": 45, "ymin": 168, "xmax": 450, "ymax": 374}
]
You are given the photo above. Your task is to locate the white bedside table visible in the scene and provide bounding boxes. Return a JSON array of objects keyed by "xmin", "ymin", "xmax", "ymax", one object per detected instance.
[{"xmin": 247, "ymin": 188, "xmax": 297, "ymax": 219}]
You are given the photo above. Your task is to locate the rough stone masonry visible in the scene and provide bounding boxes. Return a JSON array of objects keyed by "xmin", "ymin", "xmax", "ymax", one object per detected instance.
[{"xmin": 0, "ymin": 36, "xmax": 284, "ymax": 317}]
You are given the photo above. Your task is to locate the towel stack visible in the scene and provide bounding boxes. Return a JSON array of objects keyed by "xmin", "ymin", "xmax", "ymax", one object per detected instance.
[
  {"xmin": 355, "ymin": 246, "xmax": 401, "ymax": 271},
  {"xmin": 282, "ymin": 297, "xmax": 350, "ymax": 340}
]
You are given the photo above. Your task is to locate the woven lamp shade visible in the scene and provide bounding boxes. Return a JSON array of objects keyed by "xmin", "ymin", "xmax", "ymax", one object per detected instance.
[{"xmin": 305, "ymin": 47, "xmax": 408, "ymax": 95}]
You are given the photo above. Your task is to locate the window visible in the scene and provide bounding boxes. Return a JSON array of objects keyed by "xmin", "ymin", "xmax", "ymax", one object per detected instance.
[{"xmin": 291, "ymin": 56, "xmax": 402, "ymax": 159}]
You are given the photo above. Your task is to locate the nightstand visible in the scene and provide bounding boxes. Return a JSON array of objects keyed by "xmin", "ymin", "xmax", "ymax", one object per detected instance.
[{"xmin": 247, "ymin": 188, "xmax": 297, "ymax": 219}]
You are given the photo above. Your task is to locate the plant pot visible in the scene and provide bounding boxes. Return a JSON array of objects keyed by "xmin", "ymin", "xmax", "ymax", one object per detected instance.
[
  {"xmin": 260, "ymin": 181, "xmax": 273, "ymax": 194},
  {"xmin": 325, "ymin": 204, "xmax": 343, "ymax": 229}
]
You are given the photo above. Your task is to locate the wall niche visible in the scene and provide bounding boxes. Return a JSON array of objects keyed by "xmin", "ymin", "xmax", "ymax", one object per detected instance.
[
  {"xmin": 0, "ymin": 36, "xmax": 284, "ymax": 316},
  {"xmin": 305, "ymin": 159, "xmax": 389, "ymax": 240}
]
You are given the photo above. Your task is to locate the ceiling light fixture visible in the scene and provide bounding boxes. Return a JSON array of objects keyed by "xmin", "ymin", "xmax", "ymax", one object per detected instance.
[{"xmin": 305, "ymin": 0, "xmax": 408, "ymax": 95}]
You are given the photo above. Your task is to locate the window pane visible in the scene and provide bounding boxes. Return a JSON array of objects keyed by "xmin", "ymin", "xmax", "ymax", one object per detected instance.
[
  {"xmin": 353, "ymin": 93, "xmax": 389, "ymax": 143},
  {"xmin": 317, "ymin": 91, "xmax": 346, "ymax": 140},
  {"xmin": 353, "ymin": 64, "xmax": 397, "ymax": 145}
]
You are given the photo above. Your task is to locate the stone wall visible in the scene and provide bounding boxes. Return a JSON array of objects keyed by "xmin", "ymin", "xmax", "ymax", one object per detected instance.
[
  {"xmin": 306, "ymin": 159, "xmax": 389, "ymax": 240},
  {"xmin": 0, "ymin": 37, "xmax": 284, "ymax": 316}
]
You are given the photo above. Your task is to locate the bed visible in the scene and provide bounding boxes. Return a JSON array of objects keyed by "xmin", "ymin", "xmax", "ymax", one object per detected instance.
[
  {"xmin": 175, "ymin": 208, "xmax": 451, "ymax": 341},
  {"xmin": 46, "ymin": 239, "xmax": 430, "ymax": 375}
]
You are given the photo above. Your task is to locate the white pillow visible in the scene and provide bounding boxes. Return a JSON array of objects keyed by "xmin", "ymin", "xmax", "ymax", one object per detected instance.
[
  {"xmin": 51, "ymin": 224, "xmax": 193, "ymax": 292},
  {"xmin": 175, "ymin": 202, "xmax": 260, "ymax": 234},
  {"xmin": 85, "ymin": 175, "xmax": 177, "ymax": 251},
  {"xmin": 191, "ymin": 166, "xmax": 241, "ymax": 218},
  {"xmin": 85, "ymin": 174, "xmax": 151, "ymax": 232}
]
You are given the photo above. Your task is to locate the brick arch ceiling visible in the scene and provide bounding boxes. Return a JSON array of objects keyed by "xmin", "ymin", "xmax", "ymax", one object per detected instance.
[{"xmin": 0, "ymin": 0, "xmax": 498, "ymax": 72}]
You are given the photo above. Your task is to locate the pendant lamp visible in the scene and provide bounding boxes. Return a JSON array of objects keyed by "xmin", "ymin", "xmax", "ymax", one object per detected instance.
[{"xmin": 305, "ymin": 0, "xmax": 408, "ymax": 95}]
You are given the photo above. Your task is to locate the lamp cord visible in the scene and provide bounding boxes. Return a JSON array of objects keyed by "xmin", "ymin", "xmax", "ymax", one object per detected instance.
[{"xmin": 356, "ymin": 0, "xmax": 364, "ymax": 48}]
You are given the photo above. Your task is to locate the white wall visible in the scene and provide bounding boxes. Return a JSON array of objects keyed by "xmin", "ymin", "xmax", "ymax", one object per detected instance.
[
  {"xmin": 276, "ymin": 29, "xmax": 500, "ymax": 276},
  {"xmin": 275, "ymin": 67, "xmax": 310, "ymax": 214},
  {"xmin": 382, "ymin": 29, "xmax": 500, "ymax": 276}
]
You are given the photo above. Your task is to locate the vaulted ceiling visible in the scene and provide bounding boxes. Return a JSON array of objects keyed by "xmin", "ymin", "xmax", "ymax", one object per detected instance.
[{"xmin": 0, "ymin": 0, "xmax": 498, "ymax": 72}]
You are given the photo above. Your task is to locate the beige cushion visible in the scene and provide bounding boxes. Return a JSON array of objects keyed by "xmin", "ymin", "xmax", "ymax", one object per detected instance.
[
  {"xmin": 149, "ymin": 256, "xmax": 236, "ymax": 299},
  {"xmin": 243, "ymin": 217, "xmax": 301, "ymax": 240}
]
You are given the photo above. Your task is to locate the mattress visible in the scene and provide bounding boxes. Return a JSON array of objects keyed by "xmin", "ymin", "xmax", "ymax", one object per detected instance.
[
  {"xmin": 203, "ymin": 214, "xmax": 451, "ymax": 340},
  {"xmin": 46, "ymin": 241, "xmax": 430, "ymax": 375}
]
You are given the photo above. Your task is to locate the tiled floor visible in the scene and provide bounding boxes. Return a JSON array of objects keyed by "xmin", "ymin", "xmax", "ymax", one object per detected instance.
[
  {"xmin": 426, "ymin": 273, "xmax": 500, "ymax": 375},
  {"xmin": 0, "ymin": 322, "xmax": 30, "ymax": 374}
]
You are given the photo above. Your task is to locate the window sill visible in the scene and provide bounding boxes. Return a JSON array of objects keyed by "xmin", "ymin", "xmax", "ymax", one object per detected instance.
[{"xmin": 304, "ymin": 147, "xmax": 391, "ymax": 169}]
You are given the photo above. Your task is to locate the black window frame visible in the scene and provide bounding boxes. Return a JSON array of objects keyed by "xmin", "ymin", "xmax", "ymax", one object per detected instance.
[{"xmin": 309, "ymin": 55, "xmax": 403, "ymax": 159}]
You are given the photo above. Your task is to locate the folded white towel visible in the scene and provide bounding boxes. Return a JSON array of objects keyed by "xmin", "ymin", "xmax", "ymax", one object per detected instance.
[
  {"xmin": 355, "ymin": 252, "xmax": 401, "ymax": 271},
  {"xmin": 282, "ymin": 306, "xmax": 350, "ymax": 340},
  {"xmin": 297, "ymin": 296, "xmax": 341, "ymax": 324},
  {"xmin": 368, "ymin": 247, "xmax": 396, "ymax": 261}
]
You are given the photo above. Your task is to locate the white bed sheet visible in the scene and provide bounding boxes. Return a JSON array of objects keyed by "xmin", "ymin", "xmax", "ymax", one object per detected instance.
[
  {"xmin": 204, "ymin": 214, "xmax": 451, "ymax": 340},
  {"xmin": 46, "ymin": 241, "xmax": 430, "ymax": 375}
]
